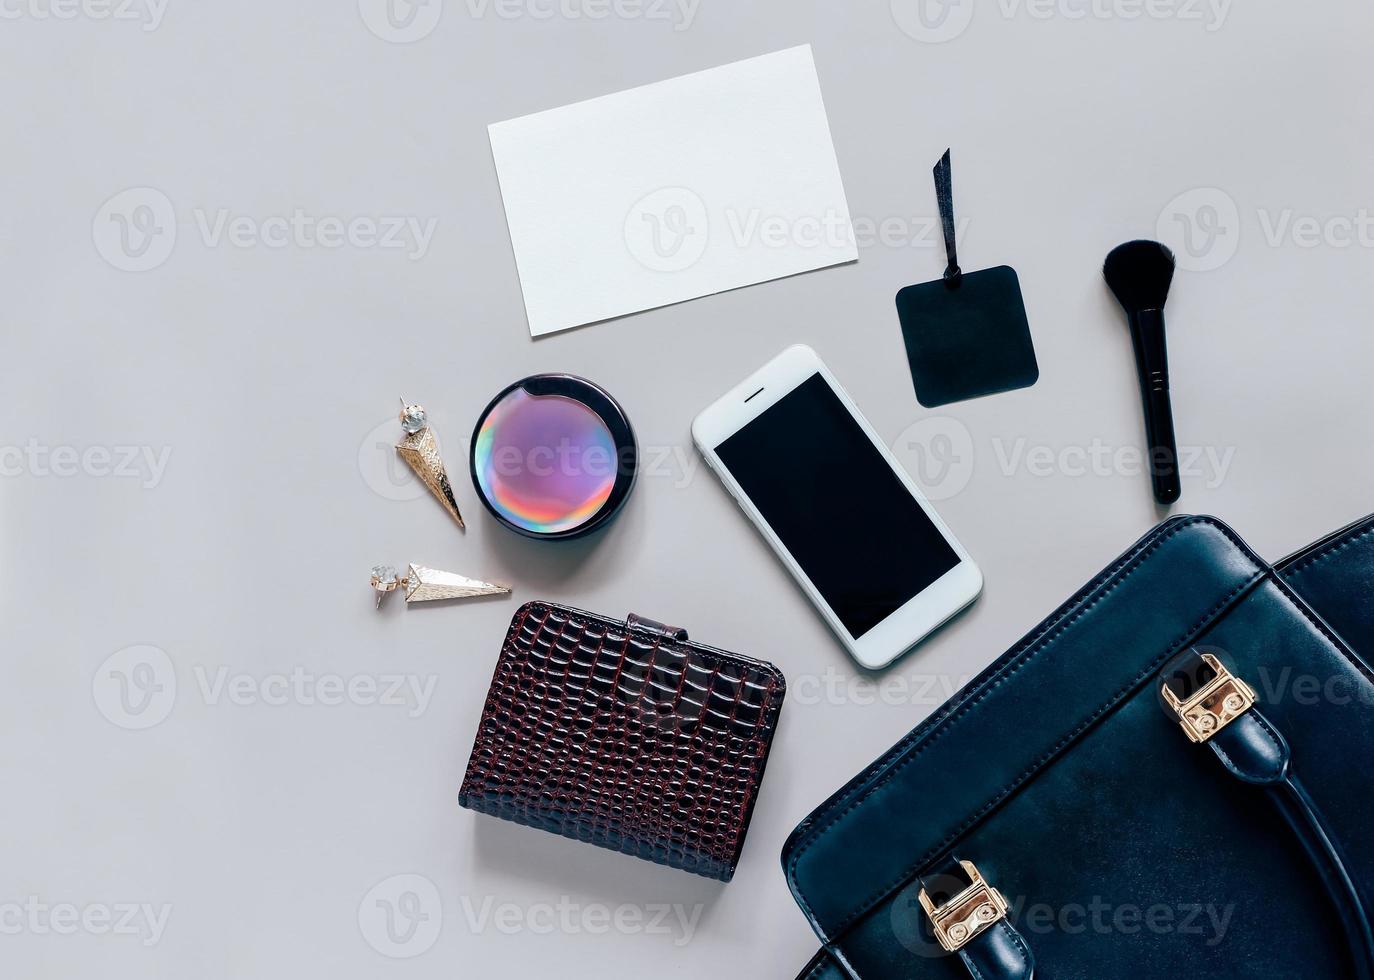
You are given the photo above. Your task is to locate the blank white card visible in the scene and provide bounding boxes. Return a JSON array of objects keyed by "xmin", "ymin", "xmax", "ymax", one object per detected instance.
[{"xmin": 489, "ymin": 45, "xmax": 857, "ymax": 337}]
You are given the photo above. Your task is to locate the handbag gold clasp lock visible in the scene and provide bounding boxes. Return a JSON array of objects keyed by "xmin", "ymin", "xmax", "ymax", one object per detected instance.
[
  {"xmin": 917, "ymin": 860, "xmax": 1009, "ymax": 953},
  {"xmin": 1162, "ymin": 652, "xmax": 1257, "ymax": 744}
]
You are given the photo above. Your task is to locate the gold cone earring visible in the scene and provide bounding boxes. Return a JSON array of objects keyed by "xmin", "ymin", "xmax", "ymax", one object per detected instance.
[
  {"xmin": 370, "ymin": 563, "xmax": 510, "ymax": 609},
  {"xmin": 396, "ymin": 399, "xmax": 464, "ymax": 529}
]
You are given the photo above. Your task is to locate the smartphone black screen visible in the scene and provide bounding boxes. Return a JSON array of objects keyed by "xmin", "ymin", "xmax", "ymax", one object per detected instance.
[{"xmin": 714, "ymin": 373, "xmax": 960, "ymax": 639}]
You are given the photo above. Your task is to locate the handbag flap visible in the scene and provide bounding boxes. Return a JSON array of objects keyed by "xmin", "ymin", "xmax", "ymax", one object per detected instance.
[{"xmin": 782, "ymin": 516, "xmax": 1266, "ymax": 941}]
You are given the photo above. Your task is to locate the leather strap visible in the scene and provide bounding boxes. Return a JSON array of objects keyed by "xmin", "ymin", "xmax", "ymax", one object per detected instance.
[
  {"xmin": 917, "ymin": 859, "xmax": 1034, "ymax": 980},
  {"xmin": 626, "ymin": 613, "xmax": 688, "ymax": 642},
  {"xmin": 1162, "ymin": 650, "xmax": 1374, "ymax": 980}
]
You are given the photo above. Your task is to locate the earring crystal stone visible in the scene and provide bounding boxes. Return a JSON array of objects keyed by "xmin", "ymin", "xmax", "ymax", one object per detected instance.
[
  {"xmin": 400, "ymin": 404, "xmax": 428, "ymax": 434},
  {"xmin": 370, "ymin": 564, "xmax": 401, "ymax": 608}
]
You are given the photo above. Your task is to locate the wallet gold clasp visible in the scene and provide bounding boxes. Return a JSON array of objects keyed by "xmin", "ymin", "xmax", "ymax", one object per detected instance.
[
  {"xmin": 917, "ymin": 860, "xmax": 1009, "ymax": 953},
  {"xmin": 1162, "ymin": 652, "xmax": 1256, "ymax": 744}
]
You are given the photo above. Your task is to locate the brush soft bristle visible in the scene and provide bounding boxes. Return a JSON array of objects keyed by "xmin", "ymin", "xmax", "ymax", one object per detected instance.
[{"xmin": 1103, "ymin": 240, "xmax": 1175, "ymax": 312}]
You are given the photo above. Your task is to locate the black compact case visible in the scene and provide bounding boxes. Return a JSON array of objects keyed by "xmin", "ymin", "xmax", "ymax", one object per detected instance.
[{"xmin": 469, "ymin": 374, "xmax": 638, "ymax": 540}]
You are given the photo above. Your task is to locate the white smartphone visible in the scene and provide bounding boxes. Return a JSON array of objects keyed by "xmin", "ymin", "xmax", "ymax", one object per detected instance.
[{"xmin": 692, "ymin": 345, "xmax": 982, "ymax": 669}]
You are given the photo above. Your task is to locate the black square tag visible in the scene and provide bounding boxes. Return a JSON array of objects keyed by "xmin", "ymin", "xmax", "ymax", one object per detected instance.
[{"xmin": 895, "ymin": 264, "xmax": 1039, "ymax": 408}]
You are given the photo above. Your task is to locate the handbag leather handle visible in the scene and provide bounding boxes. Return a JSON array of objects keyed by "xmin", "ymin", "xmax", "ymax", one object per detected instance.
[
  {"xmin": 1222, "ymin": 722, "xmax": 1374, "ymax": 980},
  {"xmin": 1161, "ymin": 650, "xmax": 1374, "ymax": 980}
]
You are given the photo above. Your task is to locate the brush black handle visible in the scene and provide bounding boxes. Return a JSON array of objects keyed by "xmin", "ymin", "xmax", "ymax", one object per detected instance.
[{"xmin": 1129, "ymin": 308, "xmax": 1181, "ymax": 505}]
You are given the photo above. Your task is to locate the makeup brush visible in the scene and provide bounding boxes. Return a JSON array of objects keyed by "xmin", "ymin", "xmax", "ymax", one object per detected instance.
[{"xmin": 1103, "ymin": 240, "xmax": 1181, "ymax": 505}]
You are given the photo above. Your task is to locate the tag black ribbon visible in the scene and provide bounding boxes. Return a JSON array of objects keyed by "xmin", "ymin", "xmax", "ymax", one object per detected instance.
[{"xmin": 933, "ymin": 148, "xmax": 962, "ymax": 289}]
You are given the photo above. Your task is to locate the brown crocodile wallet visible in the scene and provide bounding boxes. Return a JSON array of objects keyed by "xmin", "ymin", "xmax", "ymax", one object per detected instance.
[{"xmin": 459, "ymin": 601, "xmax": 787, "ymax": 881}]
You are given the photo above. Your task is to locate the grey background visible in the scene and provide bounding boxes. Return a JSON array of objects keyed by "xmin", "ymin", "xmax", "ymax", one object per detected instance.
[{"xmin": 3, "ymin": 1, "xmax": 1372, "ymax": 977}]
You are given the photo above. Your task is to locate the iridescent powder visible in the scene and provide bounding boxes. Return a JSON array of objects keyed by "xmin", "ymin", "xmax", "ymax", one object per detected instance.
[{"xmin": 472, "ymin": 388, "xmax": 619, "ymax": 535}]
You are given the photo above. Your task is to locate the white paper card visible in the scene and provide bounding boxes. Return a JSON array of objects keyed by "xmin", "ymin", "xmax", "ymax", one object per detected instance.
[{"xmin": 489, "ymin": 45, "xmax": 856, "ymax": 337}]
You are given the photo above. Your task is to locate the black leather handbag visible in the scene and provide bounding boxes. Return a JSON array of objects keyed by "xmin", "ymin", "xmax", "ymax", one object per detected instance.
[{"xmin": 784, "ymin": 514, "xmax": 1374, "ymax": 979}]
